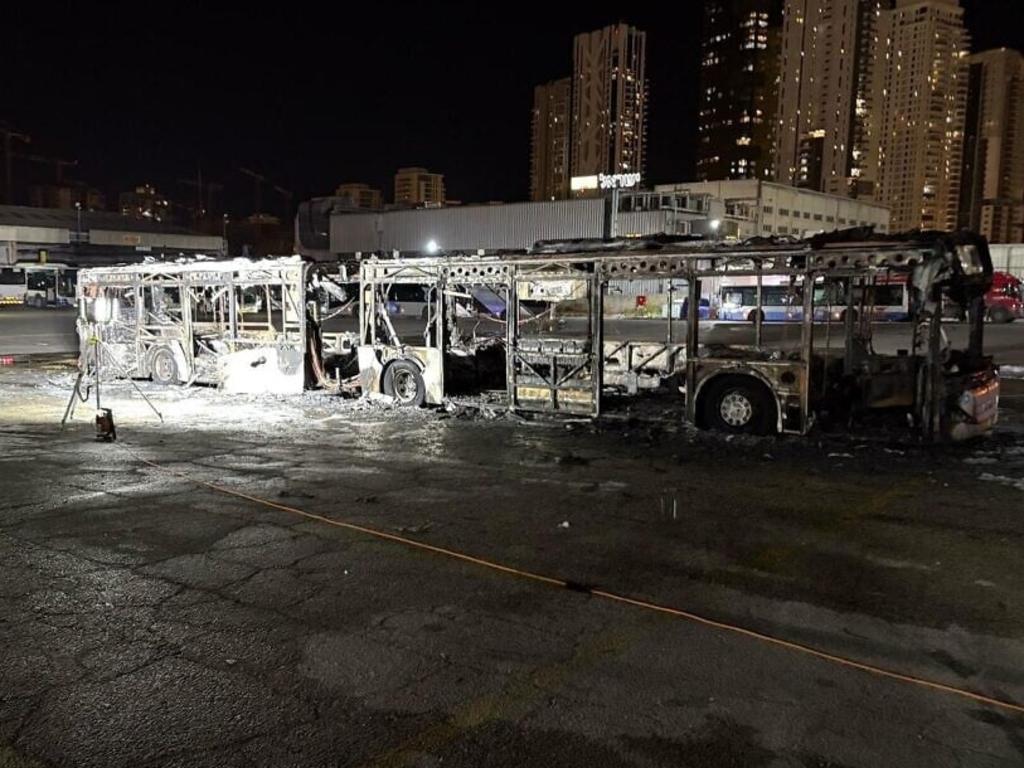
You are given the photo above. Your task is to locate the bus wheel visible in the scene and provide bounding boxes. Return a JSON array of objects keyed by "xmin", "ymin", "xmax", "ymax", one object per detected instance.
[
  {"xmin": 840, "ymin": 309, "xmax": 859, "ymax": 322},
  {"xmin": 383, "ymin": 359, "xmax": 426, "ymax": 407},
  {"xmin": 150, "ymin": 348, "xmax": 179, "ymax": 385},
  {"xmin": 746, "ymin": 309, "xmax": 765, "ymax": 323},
  {"xmin": 701, "ymin": 376, "xmax": 776, "ymax": 436}
]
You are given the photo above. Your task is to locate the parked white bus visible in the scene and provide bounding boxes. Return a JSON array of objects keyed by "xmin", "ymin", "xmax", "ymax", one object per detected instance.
[{"xmin": 0, "ymin": 263, "xmax": 77, "ymax": 307}]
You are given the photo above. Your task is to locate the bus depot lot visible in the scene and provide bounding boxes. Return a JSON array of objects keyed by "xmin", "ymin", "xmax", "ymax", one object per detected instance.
[{"xmin": 1, "ymin": 367, "xmax": 1024, "ymax": 767}]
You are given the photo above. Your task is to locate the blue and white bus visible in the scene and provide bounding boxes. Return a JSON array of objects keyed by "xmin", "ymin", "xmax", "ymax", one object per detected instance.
[
  {"xmin": 718, "ymin": 284, "xmax": 803, "ymax": 322},
  {"xmin": 720, "ymin": 278, "xmax": 910, "ymax": 323}
]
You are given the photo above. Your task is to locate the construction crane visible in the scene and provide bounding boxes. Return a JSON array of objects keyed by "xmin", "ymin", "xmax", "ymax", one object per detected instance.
[
  {"xmin": 0, "ymin": 123, "xmax": 31, "ymax": 204},
  {"xmin": 13, "ymin": 154, "xmax": 78, "ymax": 184},
  {"xmin": 238, "ymin": 167, "xmax": 292, "ymax": 218},
  {"xmin": 177, "ymin": 173, "xmax": 223, "ymax": 218}
]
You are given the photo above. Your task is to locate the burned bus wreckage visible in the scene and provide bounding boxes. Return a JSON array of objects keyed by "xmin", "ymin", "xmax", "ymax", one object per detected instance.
[
  {"xmin": 77, "ymin": 231, "xmax": 1001, "ymax": 440},
  {"xmin": 76, "ymin": 258, "xmax": 315, "ymax": 395}
]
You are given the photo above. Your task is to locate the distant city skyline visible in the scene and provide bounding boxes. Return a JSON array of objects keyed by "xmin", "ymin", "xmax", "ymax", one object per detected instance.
[
  {"xmin": 697, "ymin": 0, "xmax": 780, "ymax": 182},
  {"xmin": 529, "ymin": 78, "xmax": 571, "ymax": 201},
  {"xmin": 959, "ymin": 48, "xmax": 1024, "ymax": 242},
  {"xmin": 571, "ymin": 24, "xmax": 648, "ymax": 181},
  {"xmin": 697, "ymin": 0, "xmax": 1024, "ymax": 237},
  {"xmin": 530, "ymin": 23, "xmax": 647, "ymax": 202},
  {"xmin": 2, "ymin": 2, "xmax": 1022, "ymax": 213}
]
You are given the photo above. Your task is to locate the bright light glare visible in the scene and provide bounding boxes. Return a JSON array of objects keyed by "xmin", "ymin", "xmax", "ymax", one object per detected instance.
[
  {"xmin": 425, "ymin": 240, "xmax": 440, "ymax": 255},
  {"xmin": 92, "ymin": 296, "xmax": 114, "ymax": 322}
]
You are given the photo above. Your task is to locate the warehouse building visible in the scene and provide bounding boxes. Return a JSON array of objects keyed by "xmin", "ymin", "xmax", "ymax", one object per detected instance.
[
  {"xmin": 297, "ymin": 182, "xmax": 890, "ymax": 260},
  {"xmin": 656, "ymin": 180, "xmax": 891, "ymax": 241},
  {"xmin": 0, "ymin": 205, "xmax": 225, "ymax": 268},
  {"xmin": 297, "ymin": 191, "xmax": 725, "ymax": 258}
]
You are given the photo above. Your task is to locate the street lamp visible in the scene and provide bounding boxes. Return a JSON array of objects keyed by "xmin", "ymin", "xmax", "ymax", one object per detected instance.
[
  {"xmin": 74, "ymin": 201, "xmax": 82, "ymax": 242},
  {"xmin": 425, "ymin": 239, "xmax": 439, "ymax": 255}
]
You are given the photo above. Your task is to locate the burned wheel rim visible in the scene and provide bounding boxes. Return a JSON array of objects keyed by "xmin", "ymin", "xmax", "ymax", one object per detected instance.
[
  {"xmin": 154, "ymin": 357, "xmax": 173, "ymax": 382},
  {"xmin": 392, "ymin": 369, "xmax": 419, "ymax": 403},
  {"xmin": 719, "ymin": 391, "xmax": 754, "ymax": 427},
  {"xmin": 382, "ymin": 360, "xmax": 425, "ymax": 407},
  {"xmin": 151, "ymin": 350, "xmax": 177, "ymax": 384}
]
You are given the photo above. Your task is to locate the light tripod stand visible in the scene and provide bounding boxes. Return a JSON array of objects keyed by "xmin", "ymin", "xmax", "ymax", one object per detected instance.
[{"xmin": 60, "ymin": 323, "xmax": 164, "ymax": 439}]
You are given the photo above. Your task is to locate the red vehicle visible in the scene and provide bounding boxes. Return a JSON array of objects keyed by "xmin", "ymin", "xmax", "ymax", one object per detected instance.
[{"xmin": 985, "ymin": 272, "xmax": 1023, "ymax": 323}]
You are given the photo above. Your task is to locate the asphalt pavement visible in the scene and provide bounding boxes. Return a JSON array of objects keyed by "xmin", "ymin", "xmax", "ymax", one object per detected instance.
[
  {"xmin": 0, "ymin": 364, "xmax": 1023, "ymax": 766},
  {"xmin": 0, "ymin": 309, "xmax": 79, "ymax": 356}
]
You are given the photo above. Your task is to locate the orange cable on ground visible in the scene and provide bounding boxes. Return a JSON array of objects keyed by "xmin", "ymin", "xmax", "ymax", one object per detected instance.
[{"xmin": 122, "ymin": 443, "xmax": 1024, "ymax": 717}]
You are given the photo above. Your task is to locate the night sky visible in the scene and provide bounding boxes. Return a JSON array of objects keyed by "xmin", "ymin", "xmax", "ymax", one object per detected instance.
[{"xmin": 5, "ymin": 1, "xmax": 1023, "ymax": 216}]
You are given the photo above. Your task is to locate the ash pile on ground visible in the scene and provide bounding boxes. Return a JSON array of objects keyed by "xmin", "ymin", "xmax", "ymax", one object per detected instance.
[{"xmin": 2, "ymin": 359, "xmax": 1022, "ymax": 481}]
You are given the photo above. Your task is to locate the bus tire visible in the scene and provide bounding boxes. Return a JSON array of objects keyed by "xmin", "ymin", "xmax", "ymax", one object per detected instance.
[
  {"xmin": 746, "ymin": 309, "xmax": 765, "ymax": 323},
  {"xmin": 382, "ymin": 359, "xmax": 426, "ymax": 407},
  {"xmin": 988, "ymin": 306, "xmax": 1013, "ymax": 323},
  {"xmin": 701, "ymin": 375, "xmax": 776, "ymax": 436},
  {"xmin": 150, "ymin": 347, "xmax": 179, "ymax": 385},
  {"xmin": 840, "ymin": 309, "xmax": 859, "ymax": 322}
]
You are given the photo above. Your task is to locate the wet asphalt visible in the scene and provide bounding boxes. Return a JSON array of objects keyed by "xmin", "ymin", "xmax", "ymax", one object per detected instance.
[{"xmin": 1, "ymin": 368, "xmax": 1024, "ymax": 766}]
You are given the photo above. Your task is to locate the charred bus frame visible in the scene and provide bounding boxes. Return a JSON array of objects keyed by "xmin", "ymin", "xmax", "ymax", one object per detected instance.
[
  {"xmin": 357, "ymin": 233, "xmax": 999, "ymax": 441},
  {"xmin": 76, "ymin": 258, "xmax": 310, "ymax": 394}
]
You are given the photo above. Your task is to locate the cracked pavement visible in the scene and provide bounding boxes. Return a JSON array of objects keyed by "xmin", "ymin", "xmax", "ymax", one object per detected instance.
[{"xmin": 1, "ymin": 364, "xmax": 1024, "ymax": 766}]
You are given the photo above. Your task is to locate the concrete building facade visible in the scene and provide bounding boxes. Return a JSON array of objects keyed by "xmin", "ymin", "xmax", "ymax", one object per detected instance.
[
  {"xmin": 393, "ymin": 167, "xmax": 445, "ymax": 207},
  {"xmin": 871, "ymin": 0, "xmax": 969, "ymax": 232},
  {"xmin": 571, "ymin": 24, "xmax": 647, "ymax": 180},
  {"xmin": 697, "ymin": 0, "xmax": 781, "ymax": 182},
  {"xmin": 530, "ymin": 78, "xmax": 572, "ymax": 201},
  {"xmin": 334, "ymin": 183, "xmax": 382, "ymax": 210},
  {"xmin": 774, "ymin": 0, "xmax": 885, "ymax": 197},
  {"xmin": 657, "ymin": 179, "xmax": 890, "ymax": 240},
  {"xmin": 958, "ymin": 49, "xmax": 1024, "ymax": 243}
]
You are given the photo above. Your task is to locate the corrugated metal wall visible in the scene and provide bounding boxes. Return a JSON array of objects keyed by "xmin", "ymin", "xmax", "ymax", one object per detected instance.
[
  {"xmin": 988, "ymin": 244, "xmax": 1024, "ymax": 279},
  {"xmin": 608, "ymin": 278, "xmax": 667, "ymax": 297},
  {"xmin": 615, "ymin": 210, "xmax": 696, "ymax": 238},
  {"xmin": 330, "ymin": 199, "xmax": 606, "ymax": 254},
  {"xmin": 608, "ymin": 277, "xmax": 723, "ymax": 301}
]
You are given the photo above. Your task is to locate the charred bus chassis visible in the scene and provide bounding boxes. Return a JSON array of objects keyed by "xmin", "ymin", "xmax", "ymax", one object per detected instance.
[
  {"xmin": 358, "ymin": 233, "xmax": 1000, "ymax": 440},
  {"xmin": 77, "ymin": 258, "xmax": 310, "ymax": 394}
]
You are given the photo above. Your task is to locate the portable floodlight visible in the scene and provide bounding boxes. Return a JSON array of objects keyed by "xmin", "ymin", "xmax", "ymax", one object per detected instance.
[{"xmin": 88, "ymin": 295, "xmax": 118, "ymax": 323}]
